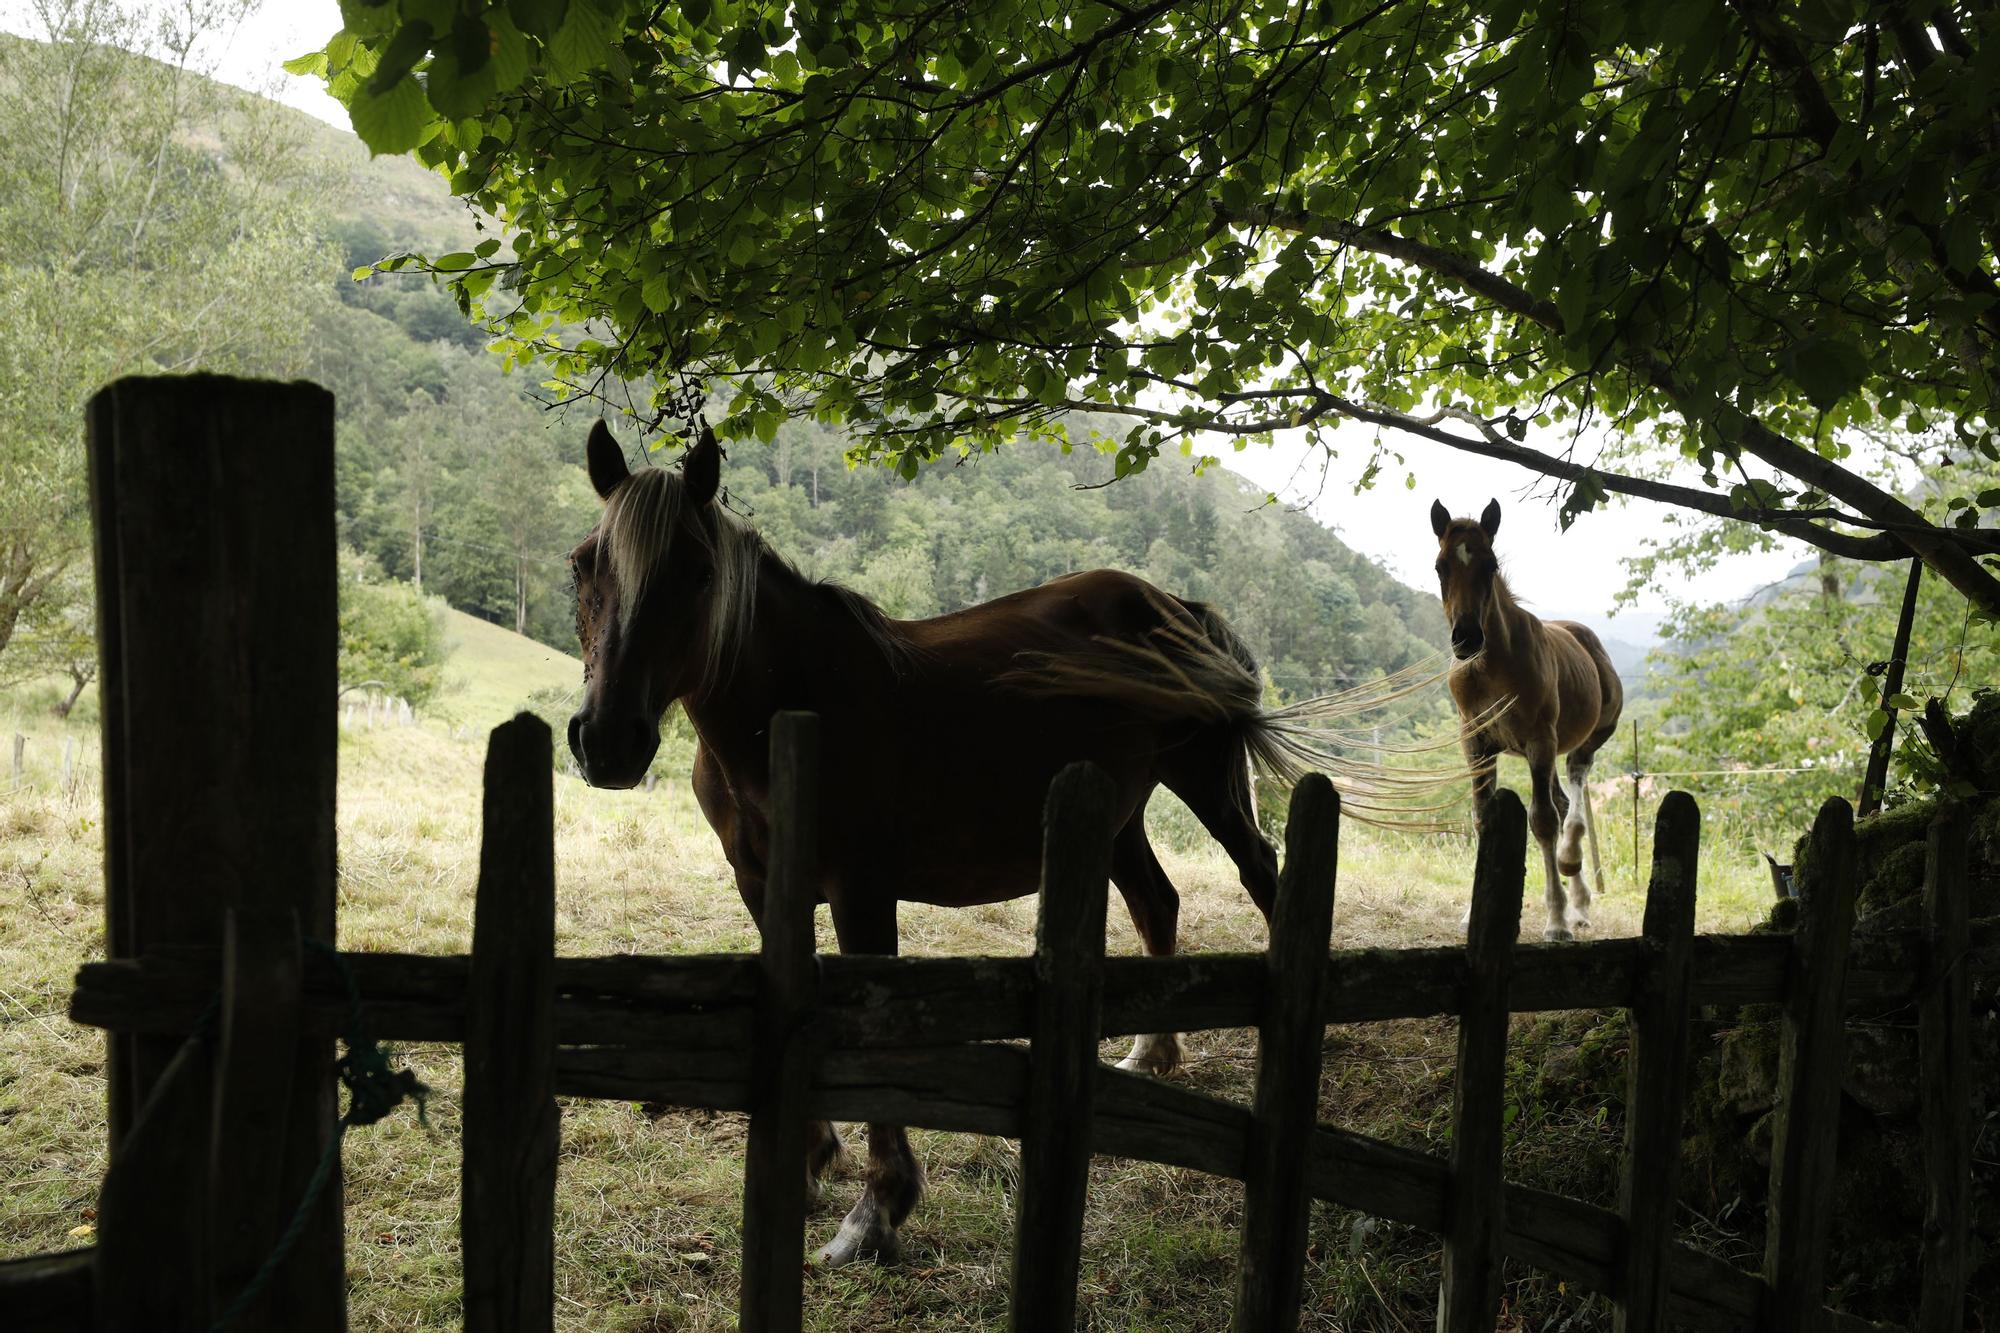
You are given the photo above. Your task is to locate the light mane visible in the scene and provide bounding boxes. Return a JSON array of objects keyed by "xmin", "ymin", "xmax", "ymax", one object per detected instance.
[
  {"xmin": 600, "ymin": 467, "xmax": 762, "ymax": 690},
  {"xmin": 598, "ymin": 466, "xmax": 912, "ymax": 689}
]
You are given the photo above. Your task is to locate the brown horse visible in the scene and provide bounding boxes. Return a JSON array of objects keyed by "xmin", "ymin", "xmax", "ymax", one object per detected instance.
[
  {"xmin": 1430, "ymin": 499, "xmax": 1622, "ymax": 941},
  {"xmin": 568, "ymin": 419, "xmax": 1452, "ymax": 1265}
]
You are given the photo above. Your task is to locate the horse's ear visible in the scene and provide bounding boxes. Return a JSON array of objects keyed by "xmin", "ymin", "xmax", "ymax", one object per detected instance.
[
  {"xmin": 1429, "ymin": 499, "xmax": 1451, "ymax": 538},
  {"xmin": 1479, "ymin": 498, "xmax": 1502, "ymax": 538},
  {"xmin": 683, "ymin": 424, "xmax": 721, "ymax": 506},
  {"xmin": 586, "ymin": 421, "xmax": 630, "ymax": 500}
]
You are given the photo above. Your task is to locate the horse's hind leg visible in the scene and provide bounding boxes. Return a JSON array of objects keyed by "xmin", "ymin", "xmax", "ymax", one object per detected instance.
[
  {"xmin": 1110, "ymin": 814, "xmax": 1185, "ymax": 1077},
  {"xmin": 1527, "ymin": 746, "xmax": 1572, "ymax": 942},
  {"xmin": 1162, "ymin": 739, "xmax": 1278, "ymax": 924},
  {"xmin": 817, "ymin": 892, "xmax": 921, "ymax": 1267},
  {"xmin": 1558, "ymin": 727, "xmax": 1615, "ymax": 927}
]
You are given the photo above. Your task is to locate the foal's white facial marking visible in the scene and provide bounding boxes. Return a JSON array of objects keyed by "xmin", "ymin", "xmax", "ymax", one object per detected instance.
[{"xmin": 1454, "ymin": 541, "xmax": 1474, "ymax": 567}]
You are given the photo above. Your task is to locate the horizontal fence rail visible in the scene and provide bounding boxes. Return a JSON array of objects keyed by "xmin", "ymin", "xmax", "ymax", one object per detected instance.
[
  {"xmin": 66, "ymin": 885, "xmax": 1990, "ymax": 1329},
  {"xmin": 72, "ymin": 921, "xmax": 1997, "ymax": 1049}
]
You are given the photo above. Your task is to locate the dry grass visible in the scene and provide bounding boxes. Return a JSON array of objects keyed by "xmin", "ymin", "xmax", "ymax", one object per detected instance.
[{"xmin": 0, "ymin": 653, "xmax": 1776, "ymax": 1330}]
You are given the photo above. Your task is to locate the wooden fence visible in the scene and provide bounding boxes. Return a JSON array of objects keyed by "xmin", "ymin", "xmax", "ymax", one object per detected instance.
[{"xmin": 0, "ymin": 376, "xmax": 1990, "ymax": 1332}]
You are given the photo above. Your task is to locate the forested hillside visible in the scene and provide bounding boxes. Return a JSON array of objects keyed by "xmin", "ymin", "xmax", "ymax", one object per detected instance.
[{"xmin": 0, "ymin": 27, "xmax": 1447, "ymax": 707}]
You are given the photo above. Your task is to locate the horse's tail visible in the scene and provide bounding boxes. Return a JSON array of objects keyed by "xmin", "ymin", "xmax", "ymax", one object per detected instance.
[{"xmin": 1004, "ymin": 590, "xmax": 1479, "ymax": 828}]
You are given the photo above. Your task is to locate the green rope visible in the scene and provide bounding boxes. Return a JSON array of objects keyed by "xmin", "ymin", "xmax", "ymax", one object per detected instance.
[{"xmin": 206, "ymin": 940, "xmax": 428, "ymax": 1332}]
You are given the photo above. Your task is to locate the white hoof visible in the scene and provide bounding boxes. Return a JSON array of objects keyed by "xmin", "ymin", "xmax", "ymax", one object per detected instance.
[
  {"xmin": 1116, "ymin": 1033, "xmax": 1184, "ymax": 1078},
  {"xmin": 1543, "ymin": 924, "xmax": 1574, "ymax": 943}
]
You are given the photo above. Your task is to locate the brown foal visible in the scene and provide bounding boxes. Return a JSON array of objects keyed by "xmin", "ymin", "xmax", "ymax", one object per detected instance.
[{"xmin": 1430, "ymin": 499, "xmax": 1622, "ymax": 941}]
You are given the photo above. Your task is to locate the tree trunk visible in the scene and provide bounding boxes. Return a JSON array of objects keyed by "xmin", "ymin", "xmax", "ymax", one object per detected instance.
[
  {"xmin": 1817, "ymin": 550, "xmax": 1841, "ymax": 607},
  {"xmin": 413, "ymin": 499, "xmax": 424, "ymax": 592},
  {"xmin": 53, "ymin": 666, "xmax": 93, "ymax": 720},
  {"xmin": 516, "ymin": 559, "xmax": 528, "ymax": 636}
]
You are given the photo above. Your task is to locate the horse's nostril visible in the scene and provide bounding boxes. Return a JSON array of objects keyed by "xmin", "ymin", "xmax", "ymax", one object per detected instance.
[{"xmin": 567, "ymin": 713, "xmax": 586, "ymax": 763}]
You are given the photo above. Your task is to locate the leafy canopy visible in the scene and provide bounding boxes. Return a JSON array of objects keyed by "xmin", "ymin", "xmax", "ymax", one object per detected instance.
[{"xmin": 308, "ymin": 0, "xmax": 2000, "ymax": 613}]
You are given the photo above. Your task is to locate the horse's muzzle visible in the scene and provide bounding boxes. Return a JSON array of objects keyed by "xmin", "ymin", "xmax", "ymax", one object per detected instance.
[
  {"xmin": 1450, "ymin": 619, "xmax": 1484, "ymax": 660},
  {"xmin": 568, "ymin": 709, "xmax": 660, "ymax": 789}
]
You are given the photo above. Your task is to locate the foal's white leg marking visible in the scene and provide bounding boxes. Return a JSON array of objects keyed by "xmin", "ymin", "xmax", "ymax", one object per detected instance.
[
  {"xmin": 1529, "ymin": 751, "xmax": 1571, "ymax": 942},
  {"xmin": 1557, "ymin": 767, "xmax": 1593, "ymax": 930},
  {"xmin": 1539, "ymin": 836, "xmax": 1570, "ymax": 942},
  {"xmin": 1117, "ymin": 1031, "xmax": 1186, "ymax": 1077},
  {"xmin": 1582, "ymin": 770, "xmax": 1607, "ymax": 900}
]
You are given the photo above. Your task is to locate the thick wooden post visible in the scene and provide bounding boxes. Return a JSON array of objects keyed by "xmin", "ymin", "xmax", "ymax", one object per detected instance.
[
  {"xmin": 1614, "ymin": 792, "xmax": 1700, "ymax": 1333},
  {"xmin": 1439, "ymin": 788, "xmax": 1526, "ymax": 1333},
  {"xmin": 1917, "ymin": 801, "xmax": 1971, "ymax": 1333},
  {"xmin": 740, "ymin": 711, "xmax": 822, "ymax": 1333},
  {"xmin": 1764, "ymin": 798, "xmax": 1860, "ymax": 1333},
  {"xmin": 93, "ymin": 1034, "xmax": 213, "ymax": 1328},
  {"xmin": 85, "ymin": 375, "xmax": 342, "ymax": 1327},
  {"xmin": 1009, "ymin": 761, "xmax": 1118, "ymax": 1332},
  {"xmin": 463, "ymin": 715, "xmax": 559, "ymax": 1333},
  {"xmin": 207, "ymin": 907, "xmax": 305, "ymax": 1327},
  {"xmin": 1233, "ymin": 775, "xmax": 1340, "ymax": 1333}
]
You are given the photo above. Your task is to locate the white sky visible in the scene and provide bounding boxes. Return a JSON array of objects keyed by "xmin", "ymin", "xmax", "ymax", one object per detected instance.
[{"xmin": 11, "ymin": 0, "xmax": 1807, "ymax": 631}]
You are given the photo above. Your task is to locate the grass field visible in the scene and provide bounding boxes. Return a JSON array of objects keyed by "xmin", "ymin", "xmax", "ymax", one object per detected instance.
[{"xmin": 0, "ymin": 610, "xmax": 1779, "ymax": 1330}]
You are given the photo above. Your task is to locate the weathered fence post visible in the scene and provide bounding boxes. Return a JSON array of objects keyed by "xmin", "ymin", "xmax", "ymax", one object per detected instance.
[
  {"xmin": 1009, "ymin": 761, "xmax": 1117, "ymax": 1332},
  {"xmin": 1439, "ymin": 788, "xmax": 1527, "ymax": 1333},
  {"xmin": 87, "ymin": 375, "xmax": 343, "ymax": 1327},
  {"xmin": 1614, "ymin": 791, "xmax": 1699, "ymax": 1333},
  {"xmin": 1233, "ymin": 775, "xmax": 1340, "ymax": 1333},
  {"xmin": 740, "ymin": 711, "xmax": 822, "ymax": 1333},
  {"xmin": 1918, "ymin": 800, "xmax": 1970, "ymax": 1333},
  {"xmin": 206, "ymin": 906, "xmax": 305, "ymax": 1328},
  {"xmin": 60, "ymin": 736, "xmax": 76, "ymax": 795},
  {"xmin": 92, "ymin": 1031, "xmax": 215, "ymax": 1326},
  {"xmin": 1763, "ymin": 797, "xmax": 1860, "ymax": 1332},
  {"xmin": 463, "ymin": 714, "xmax": 558, "ymax": 1333},
  {"xmin": 10, "ymin": 732, "xmax": 23, "ymax": 784}
]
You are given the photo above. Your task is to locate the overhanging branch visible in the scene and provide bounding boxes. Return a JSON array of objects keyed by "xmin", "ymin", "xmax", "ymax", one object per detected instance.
[
  {"xmin": 1218, "ymin": 201, "xmax": 2000, "ymax": 616},
  {"xmin": 954, "ymin": 388, "xmax": 1997, "ymax": 563}
]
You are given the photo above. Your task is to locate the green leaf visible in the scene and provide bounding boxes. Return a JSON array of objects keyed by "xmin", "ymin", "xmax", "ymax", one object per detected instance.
[
  {"xmin": 508, "ymin": 0, "xmax": 567, "ymax": 38},
  {"xmin": 283, "ymin": 49, "xmax": 328, "ymax": 77},
  {"xmin": 548, "ymin": 0, "xmax": 615, "ymax": 79},
  {"xmin": 1864, "ymin": 708, "xmax": 1890, "ymax": 741},
  {"xmin": 1885, "ymin": 692, "xmax": 1920, "ymax": 710},
  {"xmin": 1784, "ymin": 336, "xmax": 1870, "ymax": 412},
  {"xmin": 643, "ymin": 271, "xmax": 673, "ymax": 312},
  {"xmin": 364, "ymin": 20, "xmax": 435, "ymax": 98},
  {"xmin": 349, "ymin": 74, "xmax": 435, "ymax": 155},
  {"xmin": 487, "ymin": 13, "xmax": 531, "ymax": 91}
]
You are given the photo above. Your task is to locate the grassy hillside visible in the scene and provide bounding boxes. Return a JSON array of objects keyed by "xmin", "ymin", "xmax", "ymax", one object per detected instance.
[{"xmin": 434, "ymin": 606, "xmax": 581, "ymax": 730}]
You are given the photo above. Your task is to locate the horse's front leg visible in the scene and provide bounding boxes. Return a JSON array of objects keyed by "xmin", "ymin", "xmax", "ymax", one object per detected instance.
[
  {"xmin": 1460, "ymin": 730, "xmax": 1503, "ymax": 930},
  {"xmin": 1110, "ymin": 816, "xmax": 1185, "ymax": 1077},
  {"xmin": 1557, "ymin": 752, "xmax": 1596, "ymax": 930},
  {"xmin": 734, "ymin": 866, "xmax": 846, "ymax": 1201},
  {"xmin": 817, "ymin": 892, "xmax": 922, "ymax": 1266},
  {"xmin": 1526, "ymin": 745, "xmax": 1571, "ymax": 942}
]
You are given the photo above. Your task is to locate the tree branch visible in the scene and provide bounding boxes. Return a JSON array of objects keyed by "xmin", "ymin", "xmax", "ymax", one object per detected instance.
[{"xmin": 1224, "ymin": 200, "xmax": 2000, "ymax": 616}]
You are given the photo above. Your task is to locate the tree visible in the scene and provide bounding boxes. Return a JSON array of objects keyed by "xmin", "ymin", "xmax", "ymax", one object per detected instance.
[
  {"xmin": 308, "ymin": 0, "xmax": 2000, "ymax": 617},
  {"xmin": 0, "ymin": 0, "xmax": 331, "ymax": 661},
  {"xmin": 337, "ymin": 547, "xmax": 449, "ymax": 707}
]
